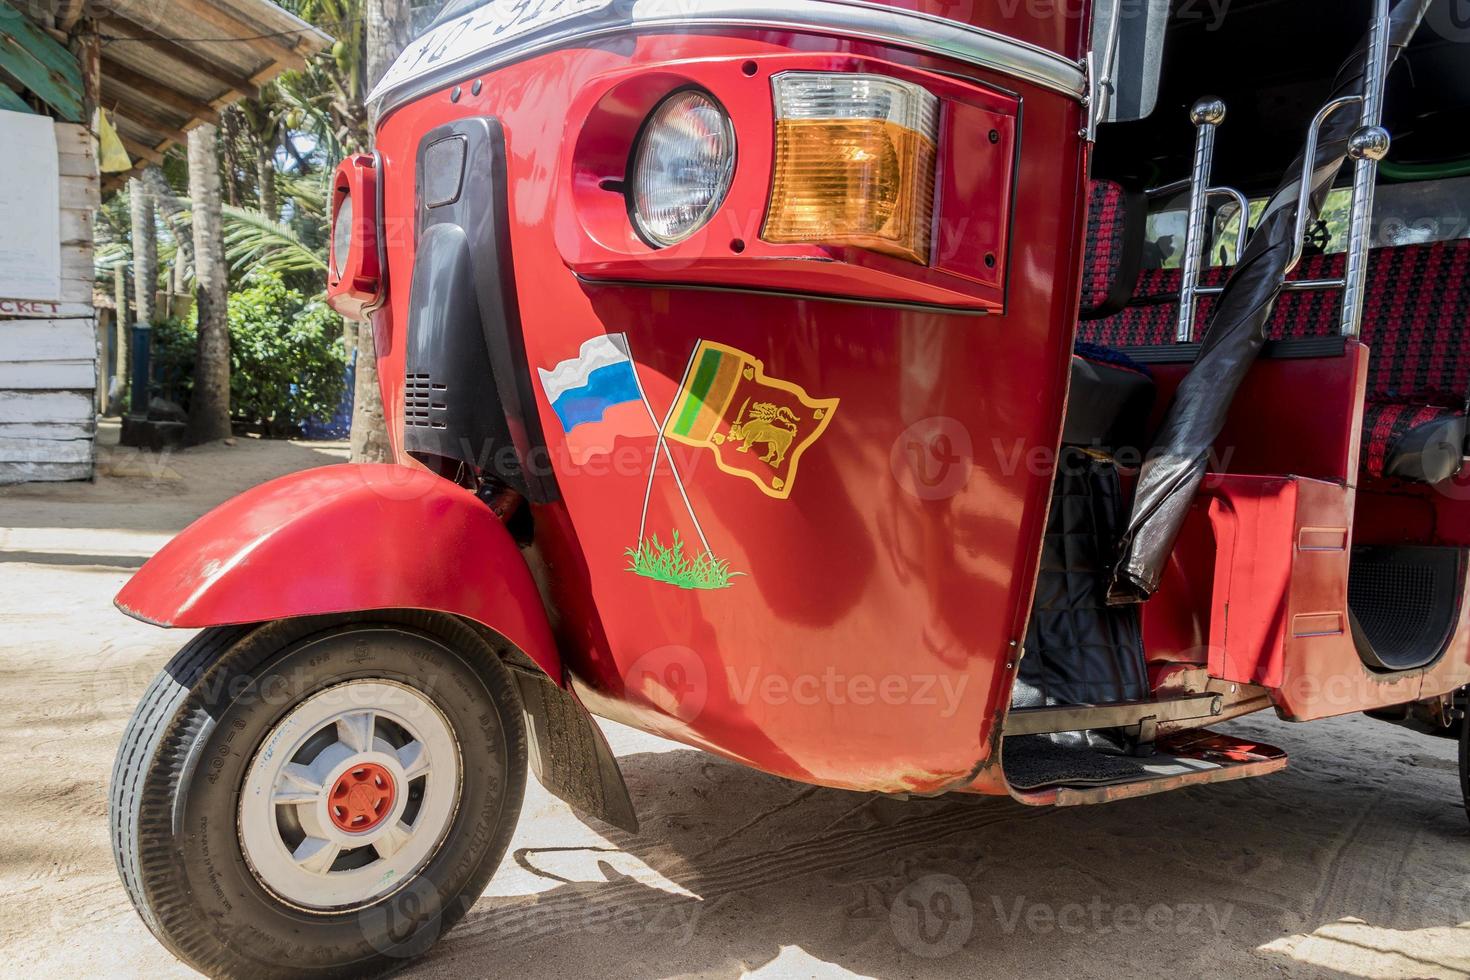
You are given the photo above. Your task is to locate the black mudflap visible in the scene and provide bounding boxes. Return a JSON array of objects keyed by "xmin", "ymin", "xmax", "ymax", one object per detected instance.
[
  {"xmin": 1011, "ymin": 448, "xmax": 1149, "ymax": 751},
  {"xmin": 1349, "ymin": 545, "xmax": 1466, "ymax": 671}
]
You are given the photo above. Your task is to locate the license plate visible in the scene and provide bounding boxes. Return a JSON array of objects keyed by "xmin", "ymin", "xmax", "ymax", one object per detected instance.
[{"xmin": 373, "ymin": 0, "xmax": 613, "ymax": 100}]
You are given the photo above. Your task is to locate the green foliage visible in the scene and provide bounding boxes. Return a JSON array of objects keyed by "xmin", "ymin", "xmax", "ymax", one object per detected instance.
[
  {"xmin": 149, "ymin": 271, "xmax": 348, "ymax": 436},
  {"xmin": 625, "ymin": 532, "xmax": 744, "ymax": 590},
  {"xmin": 151, "ymin": 314, "xmax": 199, "ymax": 408},
  {"xmin": 228, "ymin": 271, "xmax": 348, "ymax": 434},
  {"xmin": 220, "ymin": 203, "xmax": 329, "ymax": 277}
]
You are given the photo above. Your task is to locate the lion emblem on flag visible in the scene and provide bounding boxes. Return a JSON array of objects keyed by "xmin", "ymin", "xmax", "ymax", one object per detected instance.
[{"xmin": 727, "ymin": 401, "xmax": 801, "ymax": 467}]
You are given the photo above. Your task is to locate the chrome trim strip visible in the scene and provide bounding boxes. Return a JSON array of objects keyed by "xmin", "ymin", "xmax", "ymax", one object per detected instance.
[{"xmin": 370, "ymin": 0, "xmax": 1087, "ymax": 117}]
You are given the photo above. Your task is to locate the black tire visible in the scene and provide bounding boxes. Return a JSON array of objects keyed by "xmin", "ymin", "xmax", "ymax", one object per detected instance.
[
  {"xmin": 109, "ymin": 612, "xmax": 527, "ymax": 978},
  {"xmin": 1461, "ymin": 702, "xmax": 1469, "ymax": 827}
]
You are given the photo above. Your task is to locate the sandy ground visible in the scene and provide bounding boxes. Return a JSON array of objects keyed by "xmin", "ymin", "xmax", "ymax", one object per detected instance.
[{"xmin": 3, "ymin": 426, "xmax": 1470, "ymax": 979}]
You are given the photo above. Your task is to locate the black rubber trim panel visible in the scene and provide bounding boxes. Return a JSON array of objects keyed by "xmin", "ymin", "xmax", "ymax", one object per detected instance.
[
  {"xmin": 406, "ymin": 117, "xmax": 558, "ymax": 503},
  {"xmin": 1116, "ymin": 335, "xmax": 1348, "ymax": 365}
]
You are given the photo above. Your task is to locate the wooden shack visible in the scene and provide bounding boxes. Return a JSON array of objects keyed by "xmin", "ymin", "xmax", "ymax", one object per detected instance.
[{"xmin": 0, "ymin": 0, "xmax": 329, "ymax": 484}]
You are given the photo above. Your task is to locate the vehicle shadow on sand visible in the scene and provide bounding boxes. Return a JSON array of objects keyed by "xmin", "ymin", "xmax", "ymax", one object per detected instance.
[{"xmin": 408, "ymin": 713, "xmax": 1470, "ymax": 979}]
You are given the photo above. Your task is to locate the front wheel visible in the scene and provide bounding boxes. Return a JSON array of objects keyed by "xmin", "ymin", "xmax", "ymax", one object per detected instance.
[{"xmin": 109, "ymin": 613, "xmax": 527, "ymax": 978}]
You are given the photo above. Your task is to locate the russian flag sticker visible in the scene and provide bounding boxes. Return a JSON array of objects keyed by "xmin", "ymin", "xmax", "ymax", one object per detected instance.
[{"xmin": 537, "ymin": 335, "xmax": 655, "ymax": 463}]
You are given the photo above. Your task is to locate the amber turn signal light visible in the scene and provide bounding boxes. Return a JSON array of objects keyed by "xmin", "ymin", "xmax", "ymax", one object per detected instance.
[{"xmin": 763, "ymin": 73, "xmax": 940, "ymax": 265}]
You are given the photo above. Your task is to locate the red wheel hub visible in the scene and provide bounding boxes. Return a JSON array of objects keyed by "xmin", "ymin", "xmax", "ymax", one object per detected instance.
[{"xmin": 328, "ymin": 763, "xmax": 396, "ymax": 832}]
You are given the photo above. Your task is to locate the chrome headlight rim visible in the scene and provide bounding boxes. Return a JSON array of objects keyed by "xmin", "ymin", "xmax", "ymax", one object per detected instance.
[
  {"xmin": 627, "ymin": 86, "xmax": 737, "ymax": 249},
  {"xmin": 331, "ymin": 191, "xmax": 355, "ymax": 279}
]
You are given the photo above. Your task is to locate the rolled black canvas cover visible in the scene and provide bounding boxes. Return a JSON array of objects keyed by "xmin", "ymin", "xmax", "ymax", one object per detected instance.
[{"xmin": 1108, "ymin": 0, "xmax": 1434, "ymax": 604}]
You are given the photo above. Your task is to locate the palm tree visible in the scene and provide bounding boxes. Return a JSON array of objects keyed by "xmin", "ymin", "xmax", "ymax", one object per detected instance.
[
  {"xmin": 143, "ymin": 165, "xmax": 194, "ymax": 275},
  {"xmin": 128, "ymin": 176, "xmax": 157, "ymax": 329},
  {"xmin": 221, "ymin": 204, "xmax": 328, "ymax": 276},
  {"xmin": 236, "ymin": 87, "xmax": 286, "ymax": 220},
  {"xmin": 186, "ymin": 124, "xmax": 233, "ymax": 445}
]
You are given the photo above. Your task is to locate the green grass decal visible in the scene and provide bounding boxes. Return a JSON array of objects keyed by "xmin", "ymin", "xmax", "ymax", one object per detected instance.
[{"xmin": 625, "ymin": 532, "xmax": 743, "ymax": 590}]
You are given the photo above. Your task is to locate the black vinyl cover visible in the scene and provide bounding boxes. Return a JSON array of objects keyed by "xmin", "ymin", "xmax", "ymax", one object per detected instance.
[
  {"xmin": 1108, "ymin": 0, "xmax": 1434, "ymax": 603},
  {"xmin": 1014, "ymin": 449, "xmax": 1148, "ymax": 751}
]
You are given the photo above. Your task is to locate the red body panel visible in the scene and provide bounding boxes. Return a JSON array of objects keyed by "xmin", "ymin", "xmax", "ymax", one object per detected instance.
[
  {"xmin": 554, "ymin": 52, "xmax": 1020, "ymax": 311},
  {"xmin": 371, "ymin": 25, "xmax": 1088, "ymax": 795},
  {"xmin": 113, "ymin": 464, "xmax": 562, "ymax": 681},
  {"xmin": 1134, "ymin": 344, "xmax": 1470, "ymax": 719}
]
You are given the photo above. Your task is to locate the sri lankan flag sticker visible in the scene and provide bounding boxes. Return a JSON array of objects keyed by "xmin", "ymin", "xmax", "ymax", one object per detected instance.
[{"xmin": 664, "ymin": 341, "xmax": 839, "ymax": 499}]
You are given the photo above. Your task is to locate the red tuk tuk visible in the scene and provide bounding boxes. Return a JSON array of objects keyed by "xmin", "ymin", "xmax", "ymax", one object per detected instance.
[{"xmin": 108, "ymin": 0, "xmax": 1470, "ymax": 974}]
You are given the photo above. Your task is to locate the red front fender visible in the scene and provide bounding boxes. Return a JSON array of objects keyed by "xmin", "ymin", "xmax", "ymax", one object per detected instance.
[{"xmin": 115, "ymin": 464, "xmax": 562, "ymax": 682}]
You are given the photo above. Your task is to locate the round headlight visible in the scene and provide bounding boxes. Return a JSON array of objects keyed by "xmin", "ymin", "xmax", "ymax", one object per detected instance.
[
  {"xmin": 332, "ymin": 192, "xmax": 354, "ymax": 277},
  {"xmin": 630, "ymin": 90, "xmax": 736, "ymax": 247}
]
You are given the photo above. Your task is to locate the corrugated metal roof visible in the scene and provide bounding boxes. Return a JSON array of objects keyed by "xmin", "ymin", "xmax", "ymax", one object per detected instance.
[
  {"xmin": 0, "ymin": 0, "xmax": 333, "ymax": 187},
  {"xmin": 97, "ymin": 0, "xmax": 333, "ymax": 186}
]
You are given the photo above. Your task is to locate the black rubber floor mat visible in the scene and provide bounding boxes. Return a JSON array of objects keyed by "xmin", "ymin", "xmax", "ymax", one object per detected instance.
[
  {"xmin": 1349, "ymin": 545, "xmax": 1466, "ymax": 671},
  {"xmin": 1003, "ymin": 736, "xmax": 1222, "ymax": 791}
]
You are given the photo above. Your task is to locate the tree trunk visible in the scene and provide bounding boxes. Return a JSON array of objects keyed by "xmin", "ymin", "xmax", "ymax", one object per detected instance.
[
  {"xmin": 110, "ymin": 263, "xmax": 128, "ymax": 416},
  {"xmin": 222, "ymin": 108, "xmax": 241, "ymax": 207},
  {"xmin": 186, "ymin": 124, "xmax": 232, "ymax": 445},
  {"xmin": 349, "ymin": 0, "xmax": 412, "ymax": 464},
  {"xmin": 142, "ymin": 165, "xmax": 194, "ymax": 277},
  {"xmin": 128, "ymin": 176, "xmax": 156, "ymax": 327},
  {"xmin": 255, "ymin": 137, "xmax": 278, "ymax": 220},
  {"xmin": 365, "ymin": 0, "xmax": 411, "ymax": 128}
]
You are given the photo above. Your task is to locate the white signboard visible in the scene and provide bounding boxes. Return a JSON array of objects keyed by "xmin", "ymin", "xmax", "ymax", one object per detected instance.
[{"xmin": 0, "ymin": 110, "xmax": 60, "ymax": 302}]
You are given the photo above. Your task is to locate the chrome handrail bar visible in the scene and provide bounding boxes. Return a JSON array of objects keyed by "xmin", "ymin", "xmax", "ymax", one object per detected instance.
[
  {"xmin": 1176, "ymin": 98, "xmax": 1227, "ymax": 342},
  {"xmin": 1144, "ymin": 181, "xmax": 1250, "ymax": 267},
  {"xmin": 1195, "ymin": 278, "xmax": 1346, "ymax": 297},
  {"xmin": 1341, "ymin": 0, "xmax": 1392, "ymax": 336},
  {"xmin": 1160, "ymin": 0, "xmax": 1392, "ymax": 341},
  {"xmin": 1208, "ymin": 186, "xmax": 1250, "ymax": 266},
  {"xmin": 1288, "ymin": 94, "xmax": 1363, "ymax": 274}
]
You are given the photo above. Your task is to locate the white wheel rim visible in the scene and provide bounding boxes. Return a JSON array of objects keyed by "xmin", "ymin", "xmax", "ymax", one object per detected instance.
[{"xmin": 239, "ymin": 679, "xmax": 461, "ymax": 912}]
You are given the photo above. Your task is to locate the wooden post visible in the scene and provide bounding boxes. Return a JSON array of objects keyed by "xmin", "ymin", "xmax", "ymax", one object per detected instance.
[{"xmin": 70, "ymin": 18, "xmax": 100, "ymax": 123}]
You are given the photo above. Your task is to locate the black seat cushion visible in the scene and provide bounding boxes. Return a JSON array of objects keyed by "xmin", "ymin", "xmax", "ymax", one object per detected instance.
[
  {"xmin": 1065, "ymin": 342, "xmax": 1156, "ymax": 450},
  {"xmin": 1362, "ymin": 402, "xmax": 1467, "ymax": 484}
]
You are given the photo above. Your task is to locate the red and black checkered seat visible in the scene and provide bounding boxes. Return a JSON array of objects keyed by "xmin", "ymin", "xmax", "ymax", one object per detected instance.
[
  {"xmin": 1069, "ymin": 182, "xmax": 1155, "ymax": 449},
  {"xmin": 1079, "ymin": 180, "xmax": 1144, "ymax": 320},
  {"xmin": 1076, "ymin": 240, "xmax": 1470, "ymax": 482}
]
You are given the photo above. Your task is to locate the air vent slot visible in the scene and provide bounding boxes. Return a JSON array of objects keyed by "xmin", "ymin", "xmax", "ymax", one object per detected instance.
[{"xmin": 404, "ymin": 372, "xmax": 447, "ymax": 429}]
